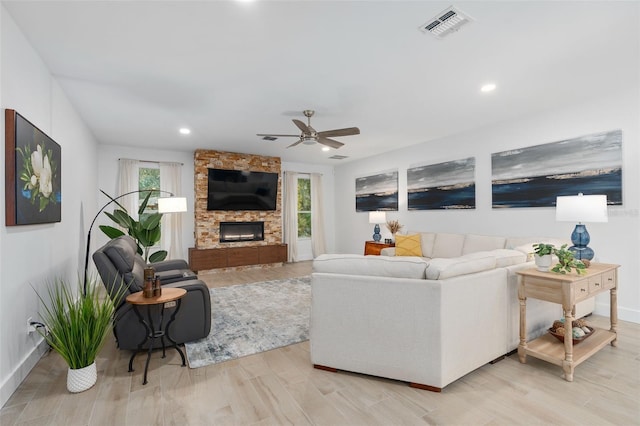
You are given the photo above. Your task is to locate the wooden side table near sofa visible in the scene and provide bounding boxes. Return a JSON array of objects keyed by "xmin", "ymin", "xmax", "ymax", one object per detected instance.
[
  {"xmin": 517, "ymin": 263, "xmax": 619, "ymax": 382},
  {"xmin": 364, "ymin": 240, "xmax": 394, "ymax": 255},
  {"xmin": 126, "ymin": 287, "xmax": 187, "ymax": 385}
]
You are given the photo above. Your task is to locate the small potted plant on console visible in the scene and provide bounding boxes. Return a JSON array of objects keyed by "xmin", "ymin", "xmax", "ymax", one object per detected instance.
[{"xmin": 532, "ymin": 243, "xmax": 555, "ymax": 272}]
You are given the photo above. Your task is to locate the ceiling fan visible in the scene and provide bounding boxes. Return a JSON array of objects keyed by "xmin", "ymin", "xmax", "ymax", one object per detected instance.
[{"xmin": 257, "ymin": 110, "xmax": 360, "ymax": 149}]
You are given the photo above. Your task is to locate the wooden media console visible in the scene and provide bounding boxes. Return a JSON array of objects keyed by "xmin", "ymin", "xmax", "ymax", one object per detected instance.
[{"xmin": 188, "ymin": 244, "xmax": 287, "ymax": 272}]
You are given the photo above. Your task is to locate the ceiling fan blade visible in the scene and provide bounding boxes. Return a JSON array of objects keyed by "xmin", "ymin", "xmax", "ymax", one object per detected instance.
[
  {"xmin": 292, "ymin": 119, "xmax": 311, "ymax": 134},
  {"xmin": 318, "ymin": 137, "xmax": 344, "ymax": 149},
  {"xmin": 287, "ymin": 139, "xmax": 304, "ymax": 148},
  {"xmin": 317, "ymin": 127, "xmax": 360, "ymax": 138},
  {"xmin": 257, "ymin": 133, "xmax": 300, "ymax": 138}
]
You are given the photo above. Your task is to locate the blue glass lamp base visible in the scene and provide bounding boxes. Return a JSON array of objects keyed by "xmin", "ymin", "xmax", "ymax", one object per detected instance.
[
  {"xmin": 568, "ymin": 224, "xmax": 595, "ymax": 261},
  {"xmin": 372, "ymin": 224, "xmax": 381, "ymax": 242}
]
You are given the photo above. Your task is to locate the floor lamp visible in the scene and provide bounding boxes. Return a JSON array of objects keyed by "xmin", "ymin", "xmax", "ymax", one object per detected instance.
[{"xmin": 83, "ymin": 189, "xmax": 187, "ymax": 295}]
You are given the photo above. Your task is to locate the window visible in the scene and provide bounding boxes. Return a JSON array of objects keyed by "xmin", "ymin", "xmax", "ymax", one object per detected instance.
[
  {"xmin": 138, "ymin": 165, "xmax": 160, "ymax": 221},
  {"xmin": 297, "ymin": 177, "xmax": 311, "ymax": 238}
]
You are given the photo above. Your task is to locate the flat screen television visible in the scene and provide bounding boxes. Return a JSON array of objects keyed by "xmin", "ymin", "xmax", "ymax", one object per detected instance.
[{"xmin": 207, "ymin": 168, "xmax": 278, "ymax": 211}]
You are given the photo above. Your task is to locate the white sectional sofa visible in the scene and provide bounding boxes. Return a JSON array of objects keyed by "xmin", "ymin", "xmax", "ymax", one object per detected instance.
[{"xmin": 310, "ymin": 232, "xmax": 593, "ymax": 391}]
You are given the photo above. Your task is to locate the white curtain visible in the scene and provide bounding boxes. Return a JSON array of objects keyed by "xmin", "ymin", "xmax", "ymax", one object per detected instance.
[
  {"xmin": 283, "ymin": 171, "xmax": 299, "ymax": 262},
  {"xmin": 310, "ymin": 173, "xmax": 326, "ymax": 257},
  {"xmin": 160, "ymin": 162, "xmax": 184, "ymax": 259},
  {"xmin": 117, "ymin": 159, "xmax": 139, "ymax": 219}
]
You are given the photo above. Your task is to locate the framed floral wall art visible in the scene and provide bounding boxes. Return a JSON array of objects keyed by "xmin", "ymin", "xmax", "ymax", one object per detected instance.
[{"xmin": 5, "ymin": 109, "xmax": 62, "ymax": 225}]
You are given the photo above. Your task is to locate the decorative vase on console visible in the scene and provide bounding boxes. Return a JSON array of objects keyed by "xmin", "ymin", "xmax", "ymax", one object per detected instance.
[{"xmin": 386, "ymin": 219, "xmax": 403, "ymax": 243}]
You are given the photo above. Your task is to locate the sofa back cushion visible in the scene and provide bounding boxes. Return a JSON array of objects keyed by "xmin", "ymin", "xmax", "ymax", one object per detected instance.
[
  {"xmin": 313, "ymin": 254, "xmax": 429, "ymax": 279},
  {"xmin": 431, "ymin": 233, "xmax": 465, "ymax": 258},
  {"xmin": 462, "ymin": 234, "xmax": 507, "ymax": 255}
]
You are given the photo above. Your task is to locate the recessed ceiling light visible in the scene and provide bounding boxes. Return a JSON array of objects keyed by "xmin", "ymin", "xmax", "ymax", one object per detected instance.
[
  {"xmin": 322, "ymin": 146, "xmax": 330, "ymax": 152},
  {"xmin": 480, "ymin": 83, "xmax": 497, "ymax": 93},
  {"xmin": 179, "ymin": 128, "xmax": 191, "ymax": 135}
]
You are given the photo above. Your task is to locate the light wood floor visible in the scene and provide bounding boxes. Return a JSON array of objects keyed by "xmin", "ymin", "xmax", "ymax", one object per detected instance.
[{"xmin": 2, "ymin": 261, "xmax": 639, "ymax": 426}]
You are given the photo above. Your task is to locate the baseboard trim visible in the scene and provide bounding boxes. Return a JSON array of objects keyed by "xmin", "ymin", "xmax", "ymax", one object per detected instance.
[
  {"xmin": 409, "ymin": 382, "xmax": 442, "ymax": 392},
  {"xmin": 313, "ymin": 364, "xmax": 338, "ymax": 373},
  {"xmin": 0, "ymin": 337, "xmax": 49, "ymax": 408}
]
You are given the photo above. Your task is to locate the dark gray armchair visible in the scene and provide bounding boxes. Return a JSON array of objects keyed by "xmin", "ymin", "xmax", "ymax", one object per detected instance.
[{"xmin": 93, "ymin": 235, "xmax": 211, "ymax": 350}]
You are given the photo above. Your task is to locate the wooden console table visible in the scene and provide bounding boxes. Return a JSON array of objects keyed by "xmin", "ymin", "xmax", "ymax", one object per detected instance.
[
  {"xmin": 517, "ymin": 263, "xmax": 619, "ymax": 381},
  {"xmin": 189, "ymin": 244, "xmax": 287, "ymax": 272},
  {"xmin": 364, "ymin": 240, "xmax": 394, "ymax": 255}
]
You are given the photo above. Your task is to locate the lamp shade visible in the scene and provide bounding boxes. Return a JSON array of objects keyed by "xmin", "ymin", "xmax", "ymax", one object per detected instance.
[
  {"xmin": 556, "ymin": 194, "xmax": 608, "ymax": 223},
  {"xmin": 158, "ymin": 196, "xmax": 188, "ymax": 213},
  {"xmin": 369, "ymin": 211, "xmax": 386, "ymax": 224}
]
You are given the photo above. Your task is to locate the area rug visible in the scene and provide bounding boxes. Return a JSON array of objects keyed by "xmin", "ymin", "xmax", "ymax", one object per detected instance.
[{"xmin": 184, "ymin": 275, "xmax": 311, "ymax": 368}]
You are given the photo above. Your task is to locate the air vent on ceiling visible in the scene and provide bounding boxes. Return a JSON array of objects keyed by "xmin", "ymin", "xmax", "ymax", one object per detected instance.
[
  {"xmin": 329, "ymin": 155, "xmax": 348, "ymax": 160},
  {"xmin": 262, "ymin": 136, "xmax": 278, "ymax": 141},
  {"xmin": 419, "ymin": 6, "xmax": 473, "ymax": 39}
]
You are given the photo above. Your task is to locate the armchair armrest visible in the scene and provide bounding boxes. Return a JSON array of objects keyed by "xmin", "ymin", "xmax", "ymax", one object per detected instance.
[{"xmin": 152, "ymin": 259, "xmax": 190, "ymax": 272}]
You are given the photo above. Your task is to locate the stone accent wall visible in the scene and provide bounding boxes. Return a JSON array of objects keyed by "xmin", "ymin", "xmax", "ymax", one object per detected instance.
[{"xmin": 194, "ymin": 149, "xmax": 282, "ymax": 249}]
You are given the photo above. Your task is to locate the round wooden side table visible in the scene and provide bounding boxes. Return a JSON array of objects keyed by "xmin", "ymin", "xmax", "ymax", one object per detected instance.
[{"xmin": 126, "ymin": 287, "xmax": 187, "ymax": 385}]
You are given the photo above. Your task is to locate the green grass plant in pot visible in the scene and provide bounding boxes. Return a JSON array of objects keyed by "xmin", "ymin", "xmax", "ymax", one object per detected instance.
[
  {"xmin": 35, "ymin": 276, "xmax": 124, "ymax": 393},
  {"xmin": 99, "ymin": 190, "xmax": 167, "ymax": 263},
  {"xmin": 532, "ymin": 243, "xmax": 555, "ymax": 272}
]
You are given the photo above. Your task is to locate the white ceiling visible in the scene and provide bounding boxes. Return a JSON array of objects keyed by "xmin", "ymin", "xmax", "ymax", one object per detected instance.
[{"xmin": 3, "ymin": 1, "xmax": 639, "ymax": 165}]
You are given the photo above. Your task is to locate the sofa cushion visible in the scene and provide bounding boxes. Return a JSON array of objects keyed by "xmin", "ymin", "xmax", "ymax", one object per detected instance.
[
  {"xmin": 395, "ymin": 234, "xmax": 423, "ymax": 257},
  {"xmin": 313, "ymin": 254, "xmax": 429, "ymax": 279},
  {"xmin": 432, "ymin": 233, "xmax": 465, "ymax": 258},
  {"xmin": 490, "ymin": 249, "xmax": 528, "ymax": 267},
  {"xmin": 425, "ymin": 252, "xmax": 497, "ymax": 280},
  {"xmin": 462, "ymin": 234, "xmax": 507, "ymax": 255}
]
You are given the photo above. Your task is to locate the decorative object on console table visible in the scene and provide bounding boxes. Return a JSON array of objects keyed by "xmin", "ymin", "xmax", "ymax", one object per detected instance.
[
  {"xmin": 385, "ymin": 219, "xmax": 403, "ymax": 242},
  {"xmin": 364, "ymin": 240, "xmax": 395, "ymax": 256},
  {"xmin": 532, "ymin": 243, "xmax": 555, "ymax": 272},
  {"xmin": 556, "ymin": 193, "xmax": 608, "ymax": 260},
  {"xmin": 369, "ymin": 211, "xmax": 386, "ymax": 242}
]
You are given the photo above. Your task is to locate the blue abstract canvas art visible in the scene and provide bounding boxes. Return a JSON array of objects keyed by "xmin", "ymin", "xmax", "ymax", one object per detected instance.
[
  {"xmin": 491, "ymin": 130, "xmax": 622, "ymax": 208},
  {"xmin": 407, "ymin": 157, "xmax": 476, "ymax": 210},
  {"xmin": 355, "ymin": 170, "xmax": 398, "ymax": 211}
]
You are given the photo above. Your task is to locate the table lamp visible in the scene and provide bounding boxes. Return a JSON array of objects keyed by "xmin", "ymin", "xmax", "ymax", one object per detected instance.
[
  {"xmin": 555, "ymin": 193, "xmax": 608, "ymax": 260},
  {"xmin": 369, "ymin": 211, "xmax": 386, "ymax": 242}
]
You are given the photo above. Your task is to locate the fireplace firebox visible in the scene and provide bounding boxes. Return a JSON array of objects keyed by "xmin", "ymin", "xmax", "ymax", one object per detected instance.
[{"xmin": 219, "ymin": 221, "xmax": 265, "ymax": 243}]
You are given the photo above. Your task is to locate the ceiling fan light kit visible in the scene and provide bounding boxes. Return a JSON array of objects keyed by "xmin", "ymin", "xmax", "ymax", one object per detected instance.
[{"xmin": 258, "ymin": 109, "xmax": 360, "ymax": 150}]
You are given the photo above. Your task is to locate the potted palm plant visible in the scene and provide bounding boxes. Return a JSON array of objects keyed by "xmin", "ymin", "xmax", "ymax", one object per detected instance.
[
  {"xmin": 99, "ymin": 190, "xmax": 167, "ymax": 263},
  {"xmin": 35, "ymin": 276, "xmax": 123, "ymax": 393},
  {"xmin": 532, "ymin": 243, "xmax": 555, "ymax": 272}
]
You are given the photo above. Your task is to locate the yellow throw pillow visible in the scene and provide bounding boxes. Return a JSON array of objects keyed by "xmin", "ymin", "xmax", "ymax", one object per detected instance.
[{"xmin": 395, "ymin": 234, "xmax": 423, "ymax": 257}]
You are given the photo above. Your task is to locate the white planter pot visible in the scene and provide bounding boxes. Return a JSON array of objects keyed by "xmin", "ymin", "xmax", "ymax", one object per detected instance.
[
  {"xmin": 534, "ymin": 254, "xmax": 553, "ymax": 272},
  {"xmin": 67, "ymin": 362, "xmax": 97, "ymax": 393}
]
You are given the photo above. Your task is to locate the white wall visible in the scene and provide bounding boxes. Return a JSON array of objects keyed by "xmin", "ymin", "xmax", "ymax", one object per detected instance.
[
  {"xmin": 95, "ymin": 144, "xmax": 195, "ymax": 262},
  {"xmin": 0, "ymin": 6, "xmax": 100, "ymax": 407},
  {"xmin": 334, "ymin": 90, "xmax": 639, "ymax": 324}
]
